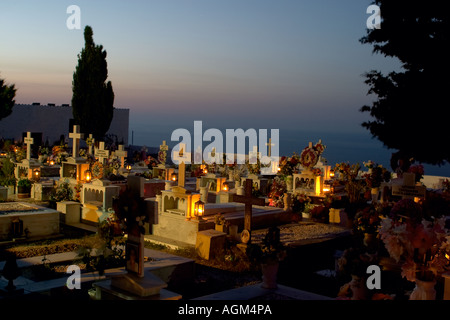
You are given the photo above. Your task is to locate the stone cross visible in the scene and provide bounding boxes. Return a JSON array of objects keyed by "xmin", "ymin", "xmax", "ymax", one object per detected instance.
[
  {"xmin": 24, "ymin": 132, "xmax": 34, "ymax": 161},
  {"xmin": 266, "ymin": 138, "xmax": 275, "ymax": 157},
  {"xmin": 248, "ymin": 146, "xmax": 260, "ymax": 164},
  {"xmin": 87, "ymin": 134, "xmax": 95, "ymax": 155},
  {"xmin": 392, "ymin": 172, "xmax": 426, "ymax": 200},
  {"xmin": 95, "ymin": 141, "xmax": 110, "ymax": 164},
  {"xmin": 233, "ymin": 179, "xmax": 265, "ymax": 243},
  {"xmin": 69, "ymin": 125, "xmax": 84, "ymax": 158},
  {"xmin": 115, "ymin": 144, "xmax": 127, "ymax": 168}
]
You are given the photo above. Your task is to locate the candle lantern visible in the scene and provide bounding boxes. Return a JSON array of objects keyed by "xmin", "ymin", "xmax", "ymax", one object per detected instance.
[
  {"xmin": 85, "ymin": 169, "xmax": 92, "ymax": 183},
  {"xmin": 194, "ymin": 200, "xmax": 205, "ymax": 220}
]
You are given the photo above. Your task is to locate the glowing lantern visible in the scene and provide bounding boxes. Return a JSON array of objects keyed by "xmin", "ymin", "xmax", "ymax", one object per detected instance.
[
  {"xmin": 194, "ymin": 200, "xmax": 205, "ymax": 220},
  {"xmin": 85, "ymin": 170, "xmax": 92, "ymax": 183},
  {"xmin": 222, "ymin": 181, "xmax": 229, "ymax": 192},
  {"xmin": 171, "ymin": 172, "xmax": 177, "ymax": 182}
]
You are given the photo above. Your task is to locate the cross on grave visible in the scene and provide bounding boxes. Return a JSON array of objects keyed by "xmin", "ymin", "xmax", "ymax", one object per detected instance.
[
  {"xmin": 86, "ymin": 134, "xmax": 95, "ymax": 155},
  {"xmin": 266, "ymin": 138, "xmax": 275, "ymax": 157},
  {"xmin": 233, "ymin": 179, "xmax": 266, "ymax": 244},
  {"xmin": 24, "ymin": 132, "xmax": 34, "ymax": 161},
  {"xmin": 392, "ymin": 172, "xmax": 426, "ymax": 200},
  {"xmin": 95, "ymin": 141, "xmax": 110, "ymax": 164},
  {"xmin": 69, "ymin": 125, "xmax": 84, "ymax": 158},
  {"xmin": 248, "ymin": 146, "xmax": 260, "ymax": 164},
  {"xmin": 115, "ymin": 144, "xmax": 127, "ymax": 168}
]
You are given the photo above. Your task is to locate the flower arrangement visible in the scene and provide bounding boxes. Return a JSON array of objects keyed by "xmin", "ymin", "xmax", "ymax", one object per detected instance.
[
  {"xmin": 112, "ymin": 187, "xmax": 147, "ymax": 235},
  {"xmin": 292, "ymin": 192, "xmax": 311, "ymax": 213},
  {"xmin": 310, "ymin": 205, "xmax": 330, "ymax": 223},
  {"xmin": 299, "ymin": 140, "xmax": 326, "ymax": 170},
  {"xmin": 334, "ymin": 162, "xmax": 365, "ymax": 204},
  {"xmin": 247, "ymin": 226, "xmax": 287, "ymax": 265},
  {"xmin": 268, "ymin": 176, "xmax": 287, "ymax": 208},
  {"xmin": 363, "ymin": 163, "xmax": 391, "ymax": 189},
  {"xmin": 408, "ymin": 164, "xmax": 425, "ymax": 182},
  {"xmin": 214, "ymin": 213, "xmax": 230, "ymax": 227},
  {"xmin": 38, "ymin": 146, "xmax": 49, "ymax": 156},
  {"xmin": 278, "ymin": 153, "xmax": 300, "ymax": 176},
  {"xmin": 157, "ymin": 149, "xmax": 167, "ymax": 165},
  {"xmin": 144, "ymin": 155, "xmax": 158, "ymax": 168},
  {"xmin": 91, "ymin": 161, "xmax": 104, "ymax": 179},
  {"xmin": 354, "ymin": 206, "xmax": 381, "ymax": 234},
  {"xmin": 379, "ymin": 199, "xmax": 450, "ymax": 282}
]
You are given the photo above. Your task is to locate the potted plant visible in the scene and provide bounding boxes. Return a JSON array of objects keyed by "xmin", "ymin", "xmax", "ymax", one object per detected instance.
[
  {"xmin": 247, "ymin": 226, "xmax": 287, "ymax": 289},
  {"xmin": 17, "ymin": 178, "xmax": 32, "ymax": 198},
  {"xmin": 214, "ymin": 213, "xmax": 230, "ymax": 233}
]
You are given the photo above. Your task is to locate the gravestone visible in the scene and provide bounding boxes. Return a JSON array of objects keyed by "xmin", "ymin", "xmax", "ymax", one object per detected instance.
[
  {"xmin": 392, "ymin": 172, "xmax": 426, "ymax": 200},
  {"xmin": 233, "ymin": 179, "xmax": 266, "ymax": 244},
  {"xmin": 95, "ymin": 141, "xmax": 110, "ymax": 165},
  {"xmin": 114, "ymin": 144, "xmax": 127, "ymax": 169}
]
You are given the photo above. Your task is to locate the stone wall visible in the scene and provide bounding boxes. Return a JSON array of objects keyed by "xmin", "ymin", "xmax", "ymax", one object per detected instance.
[{"xmin": 0, "ymin": 104, "xmax": 129, "ymax": 146}]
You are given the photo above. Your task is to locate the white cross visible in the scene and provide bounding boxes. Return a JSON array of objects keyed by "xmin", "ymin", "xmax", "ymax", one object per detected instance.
[
  {"xmin": 95, "ymin": 141, "xmax": 110, "ymax": 164},
  {"xmin": 114, "ymin": 144, "xmax": 127, "ymax": 168},
  {"xmin": 69, "ymin": 125, "xmax": 84, "ymax": 158},
  {"xmin": 24, "ymin": 132, "xmax": 34, "ymax": 161},
  {"xmin": 248, "ymin": 145, "xmax": 260, "ymax": 164},
  {"xmin": 87, "ymin": 134, "xmax": 95, "ymax": 155}
]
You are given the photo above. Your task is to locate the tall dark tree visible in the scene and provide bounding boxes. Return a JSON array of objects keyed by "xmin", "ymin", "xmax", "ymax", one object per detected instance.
[
  {"xmin": 360, "ymin": 1, "xmax": 450, "ymax": 166},
  {"xmin": 72, "ymin": 26, "xmax": 114, "ymax": 140},
  {"xmin": 0, "ymin": 76, "xmax": 16, "ymax": 121}
]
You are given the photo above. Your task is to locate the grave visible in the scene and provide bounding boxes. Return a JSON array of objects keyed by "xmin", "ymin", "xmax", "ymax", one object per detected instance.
[
  {"xmin": 14, "ymin": 132, "xmax": 41, "ymax": 192},
  {"xmin": 233, "ymin": 179, "xmax": 266, "ymax": 245},
  {"xmin": 93, "ymin": 188, "xmax": 183, "ymax": 300},
  {"xmin": 0, "ymin": 202, "xmax": 60, "ymax": 241},
  {"xmin": 151, "ymin": 159, "xmax": 208, "ymax": 246},
  {"xmin": 81, "ymin": 178, "xmax": 120, "ymax": 225},
  {"xmin": 60, "ymin": 125, "xmax": 90, "ymax": 185}
]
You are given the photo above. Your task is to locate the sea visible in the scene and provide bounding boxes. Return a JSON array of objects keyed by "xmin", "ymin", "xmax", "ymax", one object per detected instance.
[{"xmin": 129, "ymin": 124, "xmax": 450, "ymax": 178}]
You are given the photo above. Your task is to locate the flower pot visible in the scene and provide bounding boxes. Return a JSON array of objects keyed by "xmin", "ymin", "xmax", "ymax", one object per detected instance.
[
  {"xmin": 261, "ymin": 262, "xmax": 279, "ymax": 289},
  {"xmin": 410, "ymin": 278, "xmax": 436, "ymax": 300},
  {"xmin": 215, "ymin": 224, "xmax": 228, "ymax": 234}
]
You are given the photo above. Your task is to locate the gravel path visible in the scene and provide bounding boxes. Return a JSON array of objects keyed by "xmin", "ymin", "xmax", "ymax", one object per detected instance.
[{"xmin": 251, "ymin": 221, "xmax": 350, "ymax": 245}]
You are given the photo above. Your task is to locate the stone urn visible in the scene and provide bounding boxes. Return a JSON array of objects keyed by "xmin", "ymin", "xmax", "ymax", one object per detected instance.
[
  {"xmin": 410, "ymin": 272, "xmax": 437, "ymax": 300},
  {"xmin": 261, "ymin": 262, "xmax": 279, "ymax": 289}
]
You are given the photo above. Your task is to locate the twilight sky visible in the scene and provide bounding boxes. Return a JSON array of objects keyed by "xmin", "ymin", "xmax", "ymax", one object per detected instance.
[
  {"xmin": 0, "ymin": 0, "xmax": 399, "ymax": 128},
  {"xmin": 3, "ymin": 0, "xmax": 431, "ymax": 173}
]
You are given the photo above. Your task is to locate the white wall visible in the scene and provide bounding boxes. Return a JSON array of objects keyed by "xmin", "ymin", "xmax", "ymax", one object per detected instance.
[{"xmin": 0, "ymin": 104, "xmax": 129, "ymax": 146}]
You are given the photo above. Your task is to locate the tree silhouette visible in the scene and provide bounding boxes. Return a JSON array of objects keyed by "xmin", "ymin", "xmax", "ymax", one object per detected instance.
[
  {"xmin": 0, "ymin": 76, "xmax": 16, "ymax": 121},
  {"xmin": 72, "ymin": 26, "xmax": 115, "ymax": 140},
  {"xmin": 360, "ymin": 1, "xmax": 450, "ymax": 166}
]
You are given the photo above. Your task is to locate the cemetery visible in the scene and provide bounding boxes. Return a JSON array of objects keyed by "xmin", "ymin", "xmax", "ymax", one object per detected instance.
[{"xmin": 0, "ymin": 126, "xmax": 449, "ymax": 302}]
